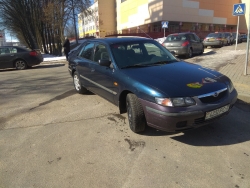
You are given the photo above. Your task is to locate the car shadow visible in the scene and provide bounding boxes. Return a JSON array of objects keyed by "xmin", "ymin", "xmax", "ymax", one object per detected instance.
[
  {"xmin": 33, "ymin": 64, "xmax": 65, "ymax": 69},
  {"xmin": 0, "ymin": 64, "xmax": 65, "ymax": 72},
  {"xmin": 141, "ymin": 99, "xmax": 250, "ymax": 146},
  {"xmin": 0, "ymin": 68, "xmax": 16, "ymax": 72},
  {"xmin": 178, "ymin": 51, "xmax": 217, "ymax": 61}
]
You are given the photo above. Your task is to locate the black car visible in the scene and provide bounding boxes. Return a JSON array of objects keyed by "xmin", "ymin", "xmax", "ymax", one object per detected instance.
[
  {"xmin": 68, "ymin": 37, "xmax": 237, "ymax": 133},
  {"xmin": 0, "ymin": 46, "xmax": 43, "ymax": 70},
  {"xmin": 232, "ymin": 32, "xmax": 242, "ymax": 44},
  {"xmin": 241, "ymin": 34, "xmax": 248, "ymax": 42},
  {"xmin": 162, "ymin": 32, "xmax": 204, "ymax": 58}
]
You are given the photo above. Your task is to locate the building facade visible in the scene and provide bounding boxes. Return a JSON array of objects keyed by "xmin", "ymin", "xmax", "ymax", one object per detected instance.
[
  {"xmin": 116, "ymin": 0, "xmax": 249, "ymax": 38},
  {"xmin": 78, "ymin": 0, "xmax": 116, "ymax": 38}
]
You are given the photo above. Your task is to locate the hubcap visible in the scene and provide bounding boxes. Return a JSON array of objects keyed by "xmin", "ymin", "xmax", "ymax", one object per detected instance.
[
  {"xmin": 16, "ymin": 61, "xmax": 25, "ymax": 69},
  {"xmin": 74, "ymin": 75, "xmax": 81, "ymax": 91}
]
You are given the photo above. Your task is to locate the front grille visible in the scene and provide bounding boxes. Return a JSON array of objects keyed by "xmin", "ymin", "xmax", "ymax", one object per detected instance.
[{"xmin": 199, "ymin": 90, "xmax": 227, "ymax": 103}]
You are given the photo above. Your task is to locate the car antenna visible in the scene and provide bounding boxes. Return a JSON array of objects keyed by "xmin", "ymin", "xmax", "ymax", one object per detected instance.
[{"xmin": 137, "ymin": 26, "xmax": 153, "ymax": 39}]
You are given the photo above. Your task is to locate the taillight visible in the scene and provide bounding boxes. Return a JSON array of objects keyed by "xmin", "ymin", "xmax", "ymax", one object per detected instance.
[
  {"xmin": 29, "ymin": 51, "xmax": 38, "ymax": 56},
  {"xmin": 182, "ymin": 41, "xmax": 189, "ymax": 47}
]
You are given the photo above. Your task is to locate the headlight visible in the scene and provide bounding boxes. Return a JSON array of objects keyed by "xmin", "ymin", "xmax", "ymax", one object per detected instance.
[
  {"xmin": 228, "ymin": 80, "xmax": 235, "ymax": 93},
  {"xmin": 155, "ymin": 97, "xmax": 196, "ymax": 107}
]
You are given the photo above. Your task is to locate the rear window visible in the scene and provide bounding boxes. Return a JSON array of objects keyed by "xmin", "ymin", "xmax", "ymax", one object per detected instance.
[
  {"xmin": 207, "ymin": 33, "xmax": 222, "ymax": 38},
  {"xmin": 166, "ymin": 34, "xmax": 187, "ymax": 42}
]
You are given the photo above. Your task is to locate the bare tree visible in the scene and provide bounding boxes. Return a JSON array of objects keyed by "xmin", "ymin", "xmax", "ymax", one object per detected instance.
[{"xmin": 0, "ymin": 0, "xmax": 91, "ymax": 55}]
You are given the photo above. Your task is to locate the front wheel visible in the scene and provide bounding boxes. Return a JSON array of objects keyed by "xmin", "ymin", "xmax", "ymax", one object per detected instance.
[
  {"xmin": 126, "ymin": 94, "xmax": 146, "ymax": 133},
  {"xmin": 15, "ymin": 60, "xmax": 27, "ymax": 70},
  {"xmin": 199, "ymin": 46, "xmax": 204, "ymax": 55},
  {"xmin": 73, "ymin": 72, "xmax": 87, "ymax": 94}
]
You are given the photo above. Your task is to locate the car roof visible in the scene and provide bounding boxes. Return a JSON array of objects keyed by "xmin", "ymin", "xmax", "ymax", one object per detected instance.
[
  {"xmin": 86, "ymin": 36, "xmax": 153, "ymax": 44},
  {"xmin": 169, "ymin": 32, "xmax": 195, "ymax": 35}
]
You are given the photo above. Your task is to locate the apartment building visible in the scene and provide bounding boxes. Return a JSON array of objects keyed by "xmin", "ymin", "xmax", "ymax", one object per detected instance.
[
  {"xmin": 78, "ymin": 0, "xmax": 116, "ymax": 38},
  {"xmin": 116, "ymin": 0, "xmax": 249, "ymax": 38}
]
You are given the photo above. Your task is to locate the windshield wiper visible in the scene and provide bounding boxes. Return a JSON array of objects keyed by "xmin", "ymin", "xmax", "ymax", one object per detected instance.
[
  {"xmin": 147, "ymin": 60, "xmax": 178, "ymax": 66},
  {"xmin": 121, "ymin": 64, "xmax": 149, "ymax": 69}
]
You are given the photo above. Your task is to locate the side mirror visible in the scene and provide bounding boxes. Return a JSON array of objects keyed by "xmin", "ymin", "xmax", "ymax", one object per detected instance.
[{"xmin": 98, "ymin": 59, "xmax": 111, "ymax": 67}]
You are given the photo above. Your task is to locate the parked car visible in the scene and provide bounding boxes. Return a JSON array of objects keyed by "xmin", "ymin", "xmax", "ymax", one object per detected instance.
[
  {"xmin": 241, "ymin": 34, "xmax": 248, "ymax": 42},
  {"xmin": 161, "ymin": 32, "xmax": 204, "ymax": 58},
  {"xmin": 0, "ymin": 46, "xmax": 43, "ymax": 70},
  {"xmin": 232, "ymin": 32, "xmax": 242, "ymax": 43},
  {"xmin": 224, "ymin": 32, "xmax": 234, "ymax": 45},
  {"xmin": 203, "ymin": 32, "xmax": 227, "ymax": 48},
  {"xmin": 68, "ymin": 37, "xmax": 237, "ymax": 133}
]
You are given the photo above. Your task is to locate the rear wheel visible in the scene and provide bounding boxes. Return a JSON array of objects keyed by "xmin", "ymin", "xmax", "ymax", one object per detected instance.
[
  {"xmin": 73, "ymin": 72, "xmax": 87, "ymax": 94},
  {"xmin": 15, "ymin": 60, "xmax": 27, "ymax": 70},
  {"xmin": 185, "ymin": 48, "xmax": 193, "ymax": 58},
  {"xmin": 126, "ymin": 94, "xmax": 146, "ymax": 133}
]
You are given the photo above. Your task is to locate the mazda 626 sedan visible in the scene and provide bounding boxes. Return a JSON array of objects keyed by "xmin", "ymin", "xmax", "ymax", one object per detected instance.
[{"xmin": 68, "ymin": 37, "xmax": 237, "ymax": 133}]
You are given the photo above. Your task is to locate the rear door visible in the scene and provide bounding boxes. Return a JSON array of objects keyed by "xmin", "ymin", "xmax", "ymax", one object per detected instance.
[{"xmin": 76, "ymin": 42, "xmax": 95, "ymax": 89}]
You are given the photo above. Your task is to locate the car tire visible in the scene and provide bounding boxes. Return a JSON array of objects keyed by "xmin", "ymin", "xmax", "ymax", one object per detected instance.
[
  {"xmin": 199, "ymin": 46, "xmax": 204, "ymax": 55},
  {"xmin": 126, "ymin": 93, "xmax": 146, "ymax": 133},
  {"xmin": 15, "ymin": 60, "xmax": 27, "ymax": 70},
  {"xmin": 73, "ymin": 72, "xmax": 87, "ymax": 94},
  {"xmin": 186, "ymin": 48, "xmax": 193, "ymax": 58}
]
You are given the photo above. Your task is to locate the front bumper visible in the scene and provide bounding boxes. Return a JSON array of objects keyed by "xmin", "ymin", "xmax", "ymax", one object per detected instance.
[{"xmin": 139, "ymin": 89, "xmax": 238, "ymax": 132}]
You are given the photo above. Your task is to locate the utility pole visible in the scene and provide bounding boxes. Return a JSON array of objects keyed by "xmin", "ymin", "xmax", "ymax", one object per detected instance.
[
  {"xmin": 245, "ymin": 3, "xmax": 250, "ymax": 75},
  {"xmin": 72, "ymin": 0, "xmax": 78, "ymax": 44}
]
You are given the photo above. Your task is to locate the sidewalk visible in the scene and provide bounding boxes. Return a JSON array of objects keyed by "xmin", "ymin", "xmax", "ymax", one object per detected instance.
[{"xmin": 218, "ymin": 42, "xmax": 250, "ymax": 103}]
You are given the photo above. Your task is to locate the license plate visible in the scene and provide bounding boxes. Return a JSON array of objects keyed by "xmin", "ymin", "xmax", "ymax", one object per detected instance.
[
  {"xmin": 208, "ymin": 38, "xmax": 215, "ymax": 41},
  {"xmin": 205, "ymin": 105, "xmax": 230, "ymax": 120}
]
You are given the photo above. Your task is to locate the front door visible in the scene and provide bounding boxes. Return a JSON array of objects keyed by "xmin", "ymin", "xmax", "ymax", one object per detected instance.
[
  {"xmin": 0, "ymin": 47, "xmax": 13, "ymax": 69},
  {"xmin": 88, "ymin": 43, "xmax": 118, "ymax": 104}
]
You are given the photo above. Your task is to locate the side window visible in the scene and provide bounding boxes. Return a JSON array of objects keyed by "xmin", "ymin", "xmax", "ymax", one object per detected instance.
[
  {"xmin": 79, "ymin": 43, "xmax": 94, "ymax": 60},
  {"xmin": 10, "ymin": 48, "xmax": 17, "ymax": 53},
  {"xmin": 189, "ymin": 34, "xmax": 195, "ymax": 41},
  {"xmin": 93, "ymin": 44, "xmax": 109, "ymax": 63},
  {"xmin": 0, "ymin": 48, "xmax": 11, "ymax": 54},
  {"xmin": 193, "ymin": 34, "xmax": 200, "ymax": 41}
]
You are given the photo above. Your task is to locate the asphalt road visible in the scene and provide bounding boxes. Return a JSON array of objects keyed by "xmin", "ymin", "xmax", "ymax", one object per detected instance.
[{"xmin": 0, "ymin": 48, "xmax": 250, "ymax": 188}]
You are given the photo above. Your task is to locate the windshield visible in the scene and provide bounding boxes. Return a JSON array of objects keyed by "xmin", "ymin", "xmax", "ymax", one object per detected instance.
[{"xmin": 110, "ymin": 40, "xmax": 178, "ymax": 69}]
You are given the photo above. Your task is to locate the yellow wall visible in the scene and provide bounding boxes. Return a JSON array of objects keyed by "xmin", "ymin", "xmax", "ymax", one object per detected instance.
[
  {"xmin": 117, "ymin": 0, "xmax": 249, "ymax": 32},
  {"xmin": 98, "ymin": 0, "xmax": 116, "ymax": 37},
  {"xmin": 239, "ymin": 0, "xmax": 249, "ymax": 33}
]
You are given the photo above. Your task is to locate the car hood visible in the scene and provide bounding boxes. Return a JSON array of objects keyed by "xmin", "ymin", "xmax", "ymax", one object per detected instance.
[{"xmin": 120, "ymin": 61, "xmax": 229, "ymax": 97}]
